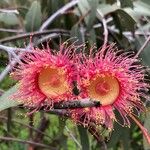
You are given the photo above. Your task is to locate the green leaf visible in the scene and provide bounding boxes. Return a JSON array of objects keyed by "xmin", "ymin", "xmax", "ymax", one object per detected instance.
[
  {"xmin": 108, "ymin": 123, "xmax": 131, "ymax": 149},
  {"xmin": 106, "ymin": 0, "xmax": 117, "ymax": 5},
  {"xmin": 111, "ymin": 11, "xmax": 123, "ymax": 36},
  {"xmin": 143, "ymin": 109, "xmax": 150, "ymax": 150},
  {"xmin": 114, "ymin": 9, "xmax": 136, "ymax": 32},
  {"xmin": 88, "ymin": 29, "xmax": 96, "ymax": 45},
  {"xmin": 133, "ymin": 1, "xmax": 150, "ymax": 16},
  {"xmin": 0, "ymin": 85, "xmax": 20, "ymax": 111},
  {"xmin": 97, "ymin": 3, "xmax": 119, "ymax": 16},
  {"xmin": 58, "ymin": 119, "xmax": 68, "ymax": 150},
  {"xmin": 77, "ymin": 0, "xmax": 98, "ymax": 32},
  {"xmin": 119, "ymin": 0, "xmax": 133, "ymax": 8},
  {"xmin": 71, "ymin": 24, "xmax": 84, "ymax": 45},
  {"xmin": 25, "ymin": 1, "xmax": 42, "ymax": 31},
  {"xmin": 78, "ymin": 125, "xmax": 90, "ymax": 150},
  {"xmin": 0, "ymin": 12, "xmax": 19, "ymax": 25},
  {"xmin": 141, "ymin": 0, "xmax": 150, "ymax": 5},
  {"xmin": 124, "ymin": 1, "xmax": 150, "ymax": 22},
  {"xmin": 87, "ymin": 0, "xmax": 99, "ymax": 30},
  {"xmin": 78, "ymin": 0, "xmax": 90, "ymax": 25}
]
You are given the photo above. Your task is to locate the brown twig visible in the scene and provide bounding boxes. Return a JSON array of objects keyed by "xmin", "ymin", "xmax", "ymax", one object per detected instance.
[
  {"xmin": 0, "ymin": 29, "xmax": 69, "ymax": 43},
  {"xmin": 0, "ymin": 116, "xmax": 52, "ymax": 139},
  {"xmin": 0, "ymin": 136, "xmax": 57, "ymax": 149},
  {"xmin": 0, "ymin": 89, "xmax": 4, "ymax": 96},
  {"xmin": 32, "ymin": 116, "xmax": 49, "ymax": 150},
  {"xmin": 0, "ymin": 28, "xmax": 23, "ymax": 33},
  {"xmin": 48, "ymin": 109, "xmax": 71, "ymax": 117},
  {"xmin": 28, "ymin": 114, "xmax": 34, "ymax": 150},
  {"xmin": 88, "ymin": 126, "xmax": 107, "ymax": 150},
  {"xmin": 53, "ymin": 99, "xmax": 100, "ymax": 109}
]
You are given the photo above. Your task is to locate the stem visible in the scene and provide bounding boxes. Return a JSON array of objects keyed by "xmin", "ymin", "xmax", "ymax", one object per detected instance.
[
  {"xmin": 0, "ymin": 29, "xmax": 69, "ymax": 43},
  {"xmin": 129, "ymin": 113, "xmax": 150, "ymax": 144},
  {"xmin": 134, "ymin": 36, "xmax": 150, "ymax": 58},
  {"xmin": 88, "ymin": 124, "xmax": 107, "ymax": 150},
  {"xmin": 0, "ymin": 136, "xmax": 56, "ymax": 149},
  {"xmin": 52, "ymin": 98, "xmax": 101, "ymax": 109},
  {"xmin": 0, "ymin": 116, "xmax": 52, "ymax": 139},
  {"xmin": 0, "ymin": 33, "xmax": 62, "ymax": 83},
  {"xmin": 96, "ymin": 10, "xmax": 108, "ymax": 50},
  {"xmin": 39, "ymin": 0, "xmax": 79, "ymax": 31}
]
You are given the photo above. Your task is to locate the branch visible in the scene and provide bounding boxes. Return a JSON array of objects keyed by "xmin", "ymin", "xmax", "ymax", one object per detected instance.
[
  {"xmin": 32, "ymin": 116, "xmax": 50, "ymax": 149},
  {"xmin": 27, "ymin": 99, "xmax": 100, "ymax": 116},
  {"xmin": 0, "ymin": 0, "xmax": 78, "ymax": 83},
  {"xmin": 96, "ymin": 9, "xmax": 108, "ymax": 49},
  {"xmin": 134, "ymin": 35, "xmax": 150, "ymax": 58},
  {"xmin": 0, "ymin": 33, "xmax": 62, "ymax": 83},
  {"xmin": 0, "ymin": 136, "xmax": 57, "ymax": 149},
  {"xmin": 65, "ymin": 126, "xmax": 82, "ymax": 149},
  {"xmin": 88, "ymin": 124, "xmax": 107, "ymax": 150},
  {"xmin": 53, "ymin": 99, "xmax": 100, "ymax": 109},
  {"xmin": 48, "ymin": 109, "xmax": 70, "ymax": 117},
  {"xmin": 34, "ymin": 33, "xmax": 69, "ymax": 46},
  {"xmin": 0, "ymin": 29, "xmax": 69, "ymax": 43},
  {"xmin": 0, "ymin": 28, "xmax": 23, "ymax": 33},
  {"xmin": 0, "ymin": 9, "xmax": 19, "ymax": 14},
  {"xmin": 39, "ymin": 0, "xmax": 79, "ymax": 31},
  {"xmin": 0, "ymin": 116, "xmax": 52, "ymax": 139},
  {"xmin": 0, "ymin": 44, "xmax": 26, "ymax": 52}
]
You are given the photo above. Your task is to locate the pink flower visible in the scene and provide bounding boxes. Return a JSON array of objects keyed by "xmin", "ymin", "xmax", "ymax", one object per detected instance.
[
  {"xmin": 12, "ymin": 42, "xmax": 77, "ymax": 107},
  {"xmin": 71, "ymin": 44, "xmax": 149, "ymax": 129}
]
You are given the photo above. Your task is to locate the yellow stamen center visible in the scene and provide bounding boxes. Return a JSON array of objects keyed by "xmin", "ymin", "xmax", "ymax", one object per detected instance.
[
  {"xmin": 49, "ymin": 75, "xmax": 60, "ymax": 87},
  {"xmin": 87, "ymin": 75, "xmax": 120, "ymax": 106},
  {"xmin": 38, "ymin": 67, "xmax": 69, "ymax": 97}
]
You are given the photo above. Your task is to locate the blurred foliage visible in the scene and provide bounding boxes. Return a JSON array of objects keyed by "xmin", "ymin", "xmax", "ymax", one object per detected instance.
[{"xmin": 0, "ymin": 0, "xmax": 150, "ymax": 149}]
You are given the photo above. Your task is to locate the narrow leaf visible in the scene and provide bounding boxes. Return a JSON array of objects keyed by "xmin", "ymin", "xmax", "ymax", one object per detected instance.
[
  {"xmin": 0, "ymin": 85, "xmax": 20, "ymax": 111},
  {"xmin": 115, "ymin": 9, "xmax": 136, "ymax": 32},
  {"xmin": 87, "ymin": 0, "xmax": 98, "ymax": 31},
  {"xmin": 78, "ymin": 125, "xmax": 90, "ymax": 150},
  {"xmin": 25, "ymin": 1, "xmax": 42, "ymax": 31},
  {"xmin": 143, "ymin": 109, "xmax": 150, "ymax": 149},
  {"xmin": 70, "ymin": 24, "xmax": 84, "ymax": 45},
  {"xmin": 78, "ymin": 0, "xmax": 90, "ymax": 25},
  {"xmin": 108, "ymin": 123, "xmax": 131, "ymax": 149}
]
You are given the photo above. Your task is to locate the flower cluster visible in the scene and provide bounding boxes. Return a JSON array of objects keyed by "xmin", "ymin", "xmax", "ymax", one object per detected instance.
[{"xmin": 12, "ymin": 42, "xmax": 149, "ymax": 131}]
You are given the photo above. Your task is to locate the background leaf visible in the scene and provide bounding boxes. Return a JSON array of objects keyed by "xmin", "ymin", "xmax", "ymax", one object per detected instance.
[
  {"xmin": 25, "ymin": 1, "xmax": 42, "ymax": 31},
  {"xmin": 114, "ymin": 9, "xmax": 136, "ymax": 32},
  {"xmin": 119, "ymin": 0, "xmax": 133, "ymax": 8},
  {"xmin": 108, "ymin": 123, "xmax": 131, "ymax": 150},
  {"xmin": 0, "ymin": 13, "xmax": 19, "ymax": 25},
  {"xmin": 0, "ymin": 85, "xmax": 20, "ymax": 111},
  {"xmin": 143, "ymin": 109, "xmax": 150, "ymax": 149},
  {"xmin": 78, "ymin": 125, "xmax": 90, "ymax": 150}
]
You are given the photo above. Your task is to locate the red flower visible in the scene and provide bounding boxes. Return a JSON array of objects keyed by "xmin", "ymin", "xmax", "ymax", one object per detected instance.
[
  {"xmin": 72, "ymin": 44, "xmax": 149, "ymax": 129},
  {"xmin": 12, "ymin": 42, "xmax": 77, "ymax": 107}
]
